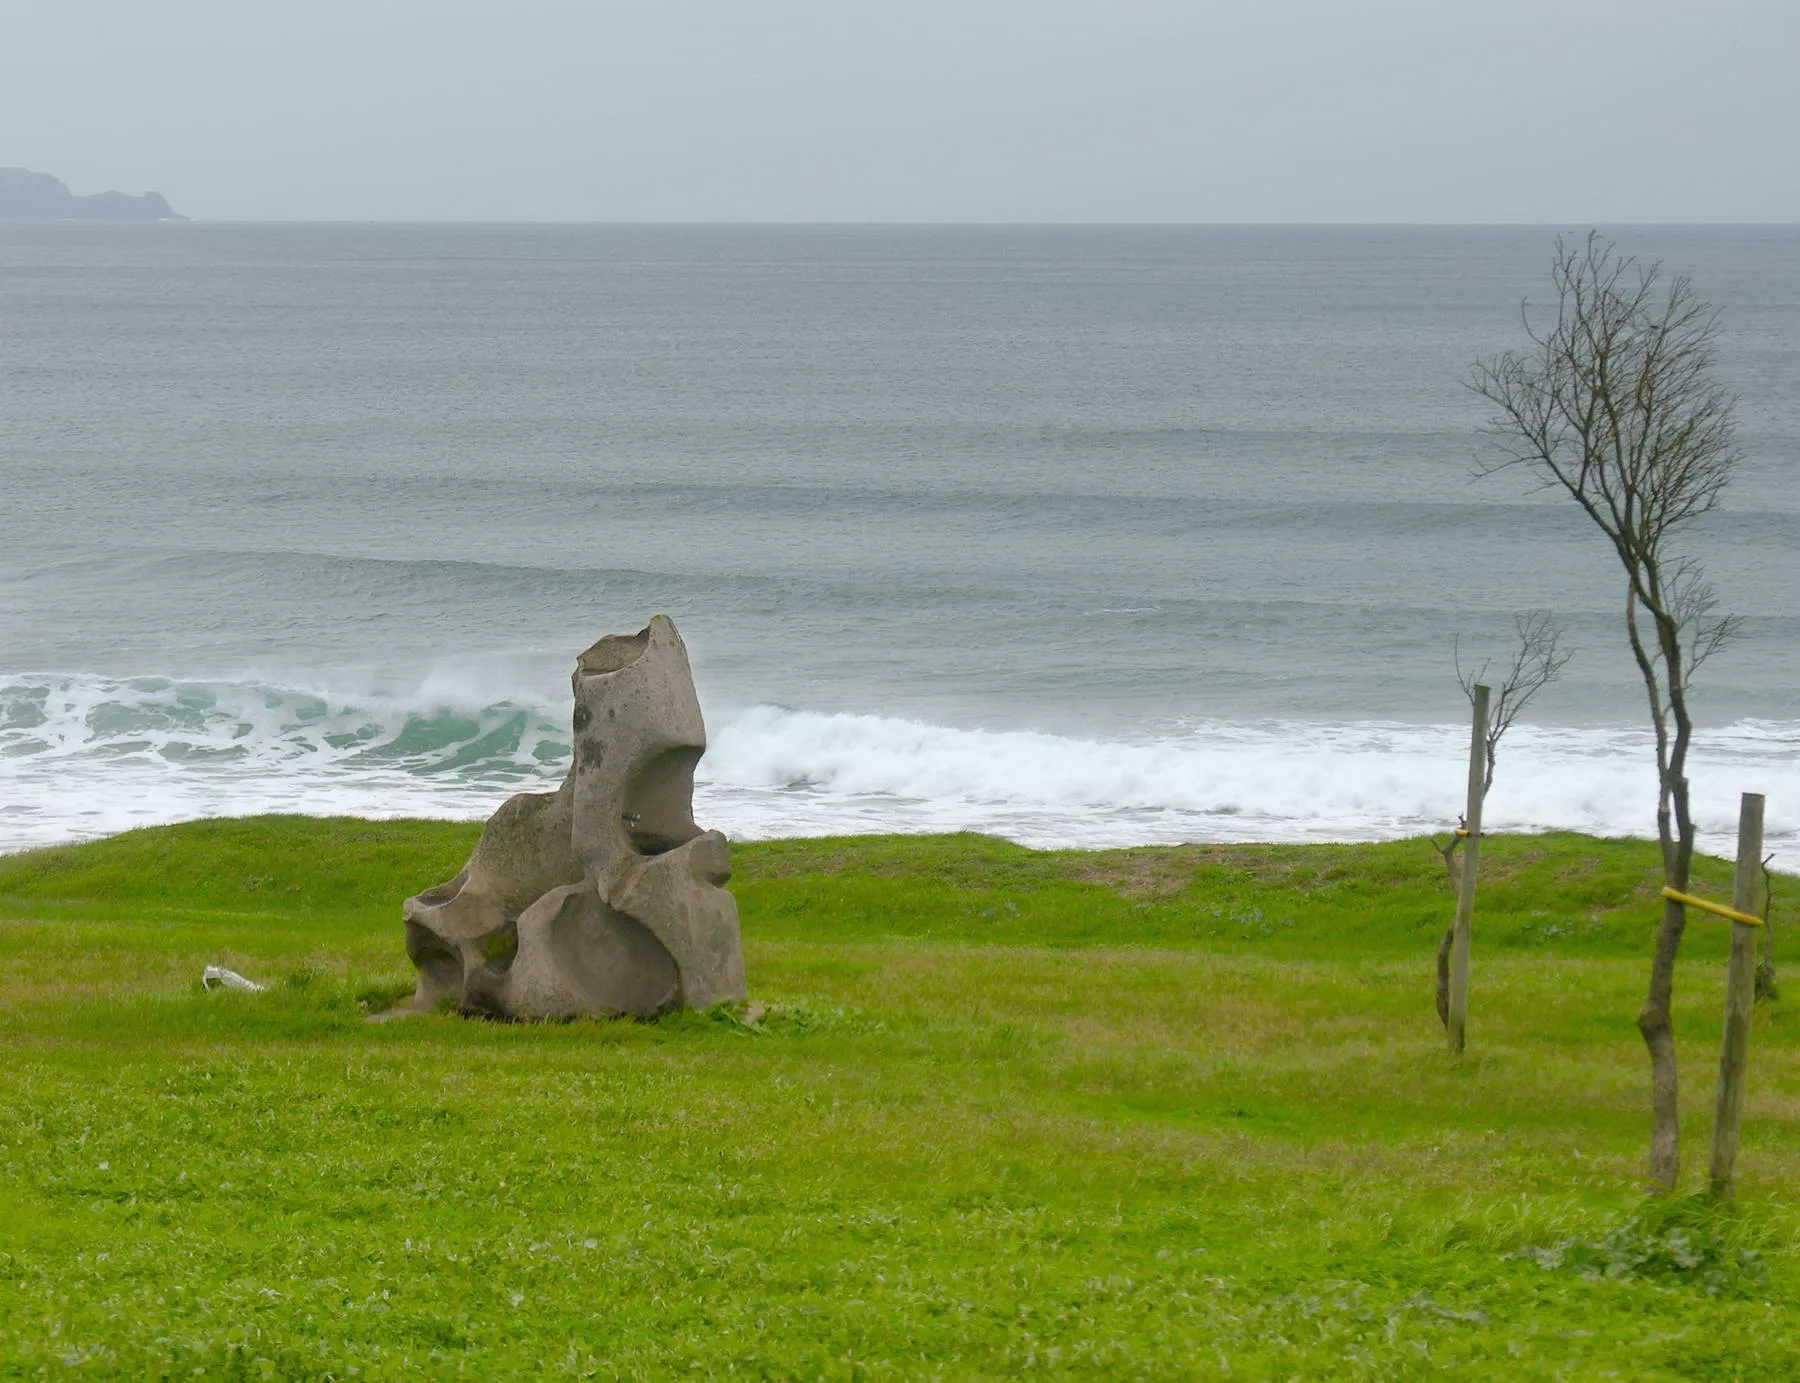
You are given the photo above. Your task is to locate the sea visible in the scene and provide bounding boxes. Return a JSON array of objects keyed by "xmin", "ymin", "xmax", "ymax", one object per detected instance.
[{"xmin": 2, "ymin": 224, "xmax": 1796, "ymax": 865}]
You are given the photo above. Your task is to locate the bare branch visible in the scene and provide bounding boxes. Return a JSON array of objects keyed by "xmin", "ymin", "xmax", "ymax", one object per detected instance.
[
  {"xmin": 1452, "ymin": 634, "xmax": 1493, "ymax": 709},
  {"xmin": 1455, "ymin": 612, "xmax": 1571, "ymax": 798},
  {"xmin": 1667, "ymin": 558, "xmax": 1743, "ymax": 675}
]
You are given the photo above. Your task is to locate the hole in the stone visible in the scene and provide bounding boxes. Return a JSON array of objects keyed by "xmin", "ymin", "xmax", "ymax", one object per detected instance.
[
  {"xmin": 458, "ymin": 988, "xmax": 513, "ymax": 1021},
  {"xmin": 576, "ymin": 628, "xmax": 651, "ymax": 676},
  {"xmin": 478, "ymin": 921, "xmax": 520, "ymax": 971},
  {"xmin": 404, "ymin": 921, "xmax": 462, "ymax": 995},
  {"xmin": 411, "ymin": 867, "xmax": 468, "ymax": 909},
  {"xmin": 622, "ymin": 745, "xmax": 703, "ymax": 855}
]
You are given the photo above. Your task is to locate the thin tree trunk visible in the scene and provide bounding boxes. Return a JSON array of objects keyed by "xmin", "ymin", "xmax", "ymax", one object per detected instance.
[
  {"xmin": 1436, "ymin": 925, "xmax": 1453, "ymax": 1029},
  {"xmin": 1434, "ymin": 838, "xmax": 1462, "ymax": 1030},
  {"xmin": 1639, "ymin": 768, "xmax": 1695, "ymax": 1192},
  {"xmin": 1631, "ymin": 596, "xmax": 1699, "ymax": 1193},
  {"xmin": 1639, "ymin": 892, "xmax": 1687, "ymax": 1191},
  {"xmin": 1446, "ymin": 686, "xmax": 1490, "ymax": 1056}
]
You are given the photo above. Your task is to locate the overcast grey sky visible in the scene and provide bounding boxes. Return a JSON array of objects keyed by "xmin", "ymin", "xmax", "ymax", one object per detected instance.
[{"xmin": 4, "ymin": 0, "xmax": 1796, "ymax": 222}]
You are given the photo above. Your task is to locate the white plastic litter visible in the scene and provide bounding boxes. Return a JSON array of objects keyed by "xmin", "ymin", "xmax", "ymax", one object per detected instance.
[{"xmin": 201, "ymin": 965, "xmax": 266, "ymax": 993}]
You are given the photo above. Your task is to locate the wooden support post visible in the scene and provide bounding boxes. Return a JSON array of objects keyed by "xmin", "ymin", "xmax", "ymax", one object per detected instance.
[
  {"xmin": 1710, "ymin": 792, "xmax": 1766, "ymax": 1200},
  {"xmin": 1447, "ymin": 683, "xmax": 1488, "ymax": 1057}
]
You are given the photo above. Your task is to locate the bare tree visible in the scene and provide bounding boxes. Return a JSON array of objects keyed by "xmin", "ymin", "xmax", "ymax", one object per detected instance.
[
  {"xmin": 1433, "ymin": 612, "xmax": 1571, "ymax": 1026},
  {"xmin": 1473, "ymin": 233, "xmax": 1742, "ymax": 1190}
]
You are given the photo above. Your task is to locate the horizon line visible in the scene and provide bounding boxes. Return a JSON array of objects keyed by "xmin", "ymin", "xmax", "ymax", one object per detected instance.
[{"xmin": 39, "ymin": 217, "xmax": 1800, "ymax": 230}]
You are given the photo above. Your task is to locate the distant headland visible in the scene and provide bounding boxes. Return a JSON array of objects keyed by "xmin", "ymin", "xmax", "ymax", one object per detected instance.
[{"xmin": 0, "ymin": 167, "xmax": 185, "ymax": 222}]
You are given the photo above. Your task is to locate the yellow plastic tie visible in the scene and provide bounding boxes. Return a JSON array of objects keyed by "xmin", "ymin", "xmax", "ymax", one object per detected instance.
[{"xmin": 1660, "ymin": 886, "xmax": 1763, "ymax": 927}]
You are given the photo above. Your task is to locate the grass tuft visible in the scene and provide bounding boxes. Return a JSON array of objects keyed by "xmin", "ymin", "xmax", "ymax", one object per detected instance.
[{"xmin": 1509, "ymin": 1195, "xmax": 1779, "ymax": 1296}]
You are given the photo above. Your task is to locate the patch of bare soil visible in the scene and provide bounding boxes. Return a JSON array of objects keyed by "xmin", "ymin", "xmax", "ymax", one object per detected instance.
[{"xmin": 1055, "ymin": 845, "xmax": 1307, "ymax": 898}]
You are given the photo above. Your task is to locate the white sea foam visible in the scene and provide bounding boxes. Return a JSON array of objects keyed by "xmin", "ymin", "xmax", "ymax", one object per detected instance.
[
  {"xmin": 2, "ymin": 673, "xmax": 1795, "ymax": 867},
  {"xmin": 704, "ymin": 706, "xmax": 1799, "ymax": 864}
]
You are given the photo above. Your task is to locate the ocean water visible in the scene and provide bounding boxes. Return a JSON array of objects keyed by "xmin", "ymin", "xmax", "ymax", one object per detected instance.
[{"xmin": 2, "ymin": 224, "xmax": 1796, "ymax": 863}]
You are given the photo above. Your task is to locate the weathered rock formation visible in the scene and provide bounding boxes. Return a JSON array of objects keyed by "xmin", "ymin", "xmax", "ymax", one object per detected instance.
[{"xmin": 389, "ymin": 616, "xmax": 744, "ymax": 1019}]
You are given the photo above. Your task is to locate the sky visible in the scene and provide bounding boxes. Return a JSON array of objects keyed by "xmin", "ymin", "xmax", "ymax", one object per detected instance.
[{"xmin": 3, "ymin": 0, "xmax": 1796, "ymax": 223}]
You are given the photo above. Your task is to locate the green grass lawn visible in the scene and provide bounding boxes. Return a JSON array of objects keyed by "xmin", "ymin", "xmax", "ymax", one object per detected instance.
[{"xmin": 1, "ymin": 818, "xmax": 1796, "ymax": 1380}]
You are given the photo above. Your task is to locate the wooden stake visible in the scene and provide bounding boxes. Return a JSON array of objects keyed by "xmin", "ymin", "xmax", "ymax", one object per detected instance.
[
  {"xmin": 1709, "ymin": 792, "xmax": 1765, "ymax": 1200},
  {"xmin": 1447, "ymin": 683, "xmax": 1488, "ymax": 1057}
]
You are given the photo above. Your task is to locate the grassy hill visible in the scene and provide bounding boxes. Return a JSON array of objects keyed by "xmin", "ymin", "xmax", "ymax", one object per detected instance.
[{"xmin": 1, "ymin": 819, "xmax": 1795, "ymax": 1378}]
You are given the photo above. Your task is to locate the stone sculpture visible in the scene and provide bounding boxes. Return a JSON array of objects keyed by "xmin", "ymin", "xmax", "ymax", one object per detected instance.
[{"xmin": 388, "ymin": 616, "xmax": 745, "ymax": 1019}]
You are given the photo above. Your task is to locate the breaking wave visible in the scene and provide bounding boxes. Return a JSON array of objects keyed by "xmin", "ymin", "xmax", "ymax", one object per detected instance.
[{"xmin": 2, "ymin": 673, "xmax": 1795, "ymax": 866}]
